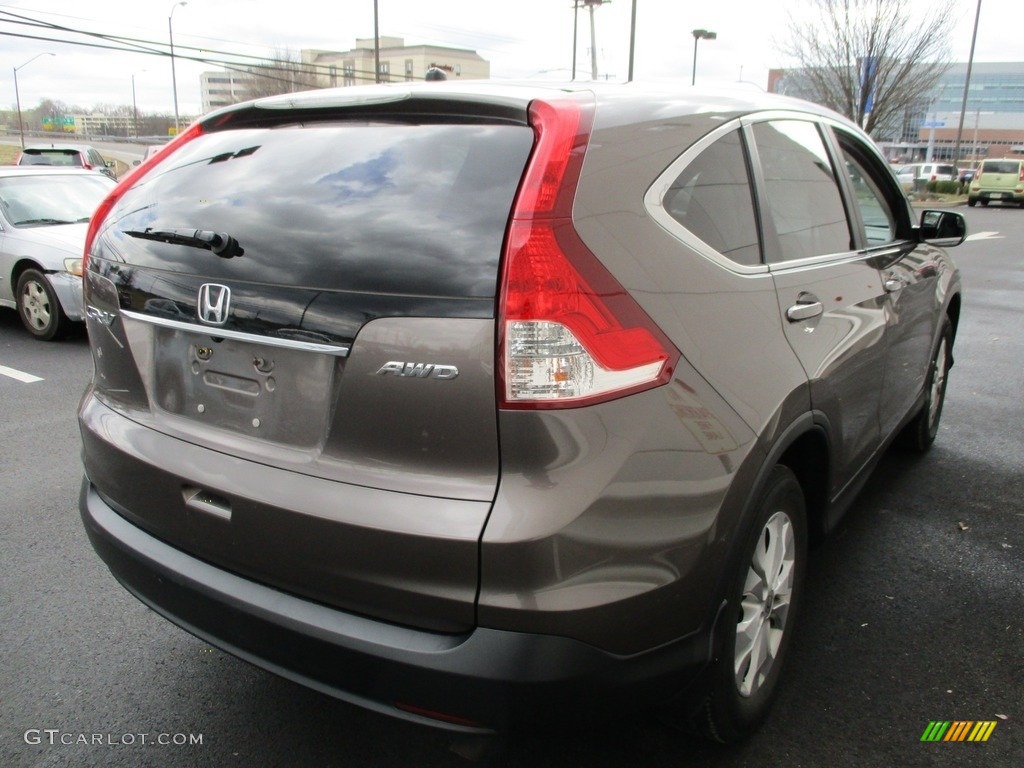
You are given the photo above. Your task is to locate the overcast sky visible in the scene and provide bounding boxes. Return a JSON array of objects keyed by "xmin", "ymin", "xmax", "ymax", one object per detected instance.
[{"xmin": 2, "ymin": 0, "xmax": 1020, "ymax": 117}]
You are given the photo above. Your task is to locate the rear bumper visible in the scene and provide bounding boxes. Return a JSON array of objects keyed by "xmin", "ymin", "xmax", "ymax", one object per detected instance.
[
  {"xmin": 80, "ymin": 479, "xmax": 713, "ymax": 732},
  {"xmin": 970, "ymin": 189, "xmax": 1024, "ymax": 203}
]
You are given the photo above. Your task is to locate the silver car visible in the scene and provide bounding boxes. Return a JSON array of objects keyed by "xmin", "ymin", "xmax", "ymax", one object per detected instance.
[
  {"xmin": 0, "ymin": 167, "xmax": 116, "ymax": 339},
  {"xmin": 77, "ymin": 82, "xmax": 964, "ymax": 741},
  {"xmin": 18, "ymin": 143, "xmax": 118, "ymax": 180}
]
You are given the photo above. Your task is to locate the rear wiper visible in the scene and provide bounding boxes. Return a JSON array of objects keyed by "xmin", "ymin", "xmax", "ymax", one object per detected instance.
[
  {"xmin": 124, "ymin": 227, "xmax": 244, "ymax": 258},
  {"xmin": 15, "ymin": 218, "xmax": 77, "ymax": 226}
]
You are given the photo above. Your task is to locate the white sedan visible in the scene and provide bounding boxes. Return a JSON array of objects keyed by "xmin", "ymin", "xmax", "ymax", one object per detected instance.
[{"xmin": 0, "ymin": 167, "xmax": 116, "ymax": 340}]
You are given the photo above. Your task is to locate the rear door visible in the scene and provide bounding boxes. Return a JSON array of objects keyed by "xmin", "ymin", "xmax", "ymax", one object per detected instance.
[
  {"xmin": 749, "ymin": 117, "xmax": 889, "ymax": 497},
  {"xmin": 83, "ymin": 108, "xmax": 535, "ymax": 631}
]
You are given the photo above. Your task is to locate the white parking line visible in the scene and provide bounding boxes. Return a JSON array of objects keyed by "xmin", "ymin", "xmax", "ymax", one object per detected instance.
[
  {"xmin": 0, "ymin": 364, "xmax": 43, "ymax": 383},
  {"xmin": 965, "ymin": 231, "xmax": 1003, "ymax": 241}
]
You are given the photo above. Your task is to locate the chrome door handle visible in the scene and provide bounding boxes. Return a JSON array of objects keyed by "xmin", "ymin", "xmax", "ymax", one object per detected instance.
[{"xmin": 786, "ymin": 300, "xmax": 823, "ymax": 322}]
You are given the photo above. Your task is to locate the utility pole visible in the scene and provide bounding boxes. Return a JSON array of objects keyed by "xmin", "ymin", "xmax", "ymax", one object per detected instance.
[{"xmin": 587, "ymin": 1, "xmax": 600, "ymax": 80}]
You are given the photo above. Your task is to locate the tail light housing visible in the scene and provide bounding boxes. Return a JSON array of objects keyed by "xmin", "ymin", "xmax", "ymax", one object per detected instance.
[{"xmin": 497, "ymin": 97, "xmax": 678, "ymax": 409}]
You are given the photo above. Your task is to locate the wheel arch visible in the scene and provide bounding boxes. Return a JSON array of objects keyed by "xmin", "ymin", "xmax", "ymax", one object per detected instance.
[
  {"xmin": 945, "ymin": 291, "xmax": 962, "ymax": 342},
  {"xmin": 707, "ymin": 412, "xmax": 832, "ymax": 650},
  {"xmin": 10, "ymin": 257, "xmax": 50, "ymax": 285}
]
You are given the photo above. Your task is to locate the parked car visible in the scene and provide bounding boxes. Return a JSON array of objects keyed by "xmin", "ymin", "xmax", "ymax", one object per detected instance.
[
  {"xmin": 0, "ymin": 167, "xmax": 116, "ymax": 339},
  {"xmin": 895, "ymin": 162, "xmax": 958, "ymax": 192},
  {"xmin": 17, "ymin": 143, "xmax": 117, "ymax": 180},
  {"xmin": 967, "ymin": 158, "xmax": 1024, "ymax": 207},
  {"xmin": 77, "ymin": 82, "xmax": 964, "ymax": 741}
]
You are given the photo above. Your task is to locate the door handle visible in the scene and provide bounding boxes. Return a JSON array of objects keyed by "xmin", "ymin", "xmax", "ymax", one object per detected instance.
[{"xmin": 786, "ymin": 299, "xmax": 823, "ymax": 322}]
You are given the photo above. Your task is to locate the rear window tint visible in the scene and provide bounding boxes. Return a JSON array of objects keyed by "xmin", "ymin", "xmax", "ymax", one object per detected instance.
[
  {"xmin": 981, "ymin": 161, "xmax": 1021, "ymax": 175},
  {"xmin": 753, "ymin": 120, "xmax": 851, "ymax": 262},
  {"xmin": 105, "ymin": 123, "xmax": 533, "ymax": 299},
  {"xmin": 21, "ymin": 150, "xmax": 84, "ymax": 167}
]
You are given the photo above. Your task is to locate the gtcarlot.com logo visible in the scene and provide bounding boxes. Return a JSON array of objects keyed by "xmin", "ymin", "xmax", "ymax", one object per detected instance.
[
  {"xmin": 921, "ymin": 721, "xmax": 998, "ymax": 743},
  {"xmin": 24, "ymin": 729, "xmax": 203, "ymax": 747}
]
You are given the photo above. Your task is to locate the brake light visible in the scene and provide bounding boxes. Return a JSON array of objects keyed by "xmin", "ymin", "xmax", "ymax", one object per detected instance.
[
  {"xmin": 497, "ymin": 97, "xmax": 678, "ymax": 409},
  {"xmin": 83, "ymin": 120, "xmax": 205, "ymax": 270},
  {"xmin": 1019, "ymin": 165, "xmax": 1024, "ymax": 183}
]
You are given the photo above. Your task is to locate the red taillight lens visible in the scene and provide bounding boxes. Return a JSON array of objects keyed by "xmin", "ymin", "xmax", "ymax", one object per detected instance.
[
  {"xmin": 1019, "ymin": 165, "xmax": 1024, "ymax": 182},
  {"xmin": 498, "ymin": 97, "xmax": 678, "ymax": 409},
  {"xmin": 83, "ymin": 120, "xmax": 205, "ymax": 270}
]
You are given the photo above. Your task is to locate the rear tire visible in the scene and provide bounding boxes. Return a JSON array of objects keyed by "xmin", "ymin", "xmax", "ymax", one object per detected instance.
[
  {"xmin": 16, "ymin": 268, "xmax": 67, "ymax": 341},
  {"xmin": 896, "ymin": 318, "xmax": 953, "ymax": 453},
  {"xmin": 691, "ymin": 466, "xmax": 807, "ymax": 743}
]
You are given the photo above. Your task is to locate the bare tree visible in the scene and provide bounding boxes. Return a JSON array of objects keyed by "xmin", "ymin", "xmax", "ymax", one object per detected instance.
[
  {"xmin": 246, "ymin": 49, "xmax": 322, "ymax": 100},
  {"xmin": 776, "ymin": 0, "xmax": 955, "ymax": 136}
]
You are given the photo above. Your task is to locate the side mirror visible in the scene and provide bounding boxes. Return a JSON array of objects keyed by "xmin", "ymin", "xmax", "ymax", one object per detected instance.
[{"xmin": 919, "ymin": 210, "xmax": 966, "ymax": 248}]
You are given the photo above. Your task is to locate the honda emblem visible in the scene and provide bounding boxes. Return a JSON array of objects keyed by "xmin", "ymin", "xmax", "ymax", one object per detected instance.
[{"xmin": 197, "ymin": 283, "xmax": 231, "ymax": 325}]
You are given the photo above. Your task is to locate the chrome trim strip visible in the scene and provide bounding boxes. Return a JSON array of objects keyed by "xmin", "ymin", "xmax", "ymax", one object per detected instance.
[{"xmin": 120, "ymin": 310, "xmax": 351, "ymax": 357}]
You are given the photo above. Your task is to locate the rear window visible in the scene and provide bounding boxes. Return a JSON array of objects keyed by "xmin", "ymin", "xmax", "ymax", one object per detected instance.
[
  {"xmin": 20, "ymin": 149, "xmax": 84, "ymax": 167},
  {"xmin": 981, "ymin": 160, "xmax": 1021, "ymax": 175},
  {"xmin": 103, "ymin": 123, "xmax": 534, "ymax": 299}
]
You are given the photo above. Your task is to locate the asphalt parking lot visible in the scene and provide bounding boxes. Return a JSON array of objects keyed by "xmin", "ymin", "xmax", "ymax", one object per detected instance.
[{"xmin": 1, "ymin": 206, "xmax": 1021, "ymax": 767}]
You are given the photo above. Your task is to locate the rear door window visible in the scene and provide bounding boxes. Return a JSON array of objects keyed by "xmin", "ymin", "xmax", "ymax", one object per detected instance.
[{"xmin": 752, "ymin": 120, "xmax": 852, "ymax": 263}]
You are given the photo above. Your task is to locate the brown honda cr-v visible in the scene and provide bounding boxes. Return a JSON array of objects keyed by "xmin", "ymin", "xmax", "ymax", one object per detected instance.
[{"xmin": 78, "ymin": 82, "xmax": 964, "ymax": 741}]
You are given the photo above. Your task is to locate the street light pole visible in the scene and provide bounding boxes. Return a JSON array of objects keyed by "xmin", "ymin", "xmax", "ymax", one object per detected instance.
[
  {"xmin": 627, "ymin": 0, "xmax": 637, "ymax": 83},
  {"xmin": 373, "ymin": 0, "xmax": 381, "ymax": 84},
  {"xmin": 952, "ymin": 0, "xmax": 982, "ymax": 167},
  {"xmin": 132, "ymin": 71, "xmax": 145, "ymax": 138},
  {"xmin": 691, "ymin": 29, "xmax": 717, "ymax": 86},
  {"xmin": 14, "ymin": 52, "xmax": 56, "ymax": 149},
  {"xmin": 169, "ymin": 1, "xmax": 187, "ymax": 134},
  {"xmin": 571, "ymin": 1, "xmax": 579, "ymax": 81}
]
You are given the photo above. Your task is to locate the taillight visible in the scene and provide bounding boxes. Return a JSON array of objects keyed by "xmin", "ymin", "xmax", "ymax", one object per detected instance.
[
  {"xmin": 497, "ymin": 97, "xmax": 678, "ymax": 409},
  {"xmin": 1019, "ymin": 165, "xmax": 1024, "ymax": 183},
  {"xmin": 83, "ymin": 120, "xmax": 205, "ymax": 270}
]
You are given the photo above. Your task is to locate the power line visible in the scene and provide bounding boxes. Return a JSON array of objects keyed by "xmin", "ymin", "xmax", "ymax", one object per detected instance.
[
  {"xmin": 0, "ymin": 23, "xmax": 383, "ymax": 84},
  {"xmin": 0, "ymin": 10, "xmax": 345, "ymax": 74}
]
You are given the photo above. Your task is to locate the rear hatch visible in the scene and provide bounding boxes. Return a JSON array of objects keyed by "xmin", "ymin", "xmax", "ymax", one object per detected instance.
[
  {"xmin": 80, "ymin": 92, "xmax": 535, "ymax": 631},
  {"xmin": 976, "ymin": 160, "xmax": 1023, "ymax": 196}
]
